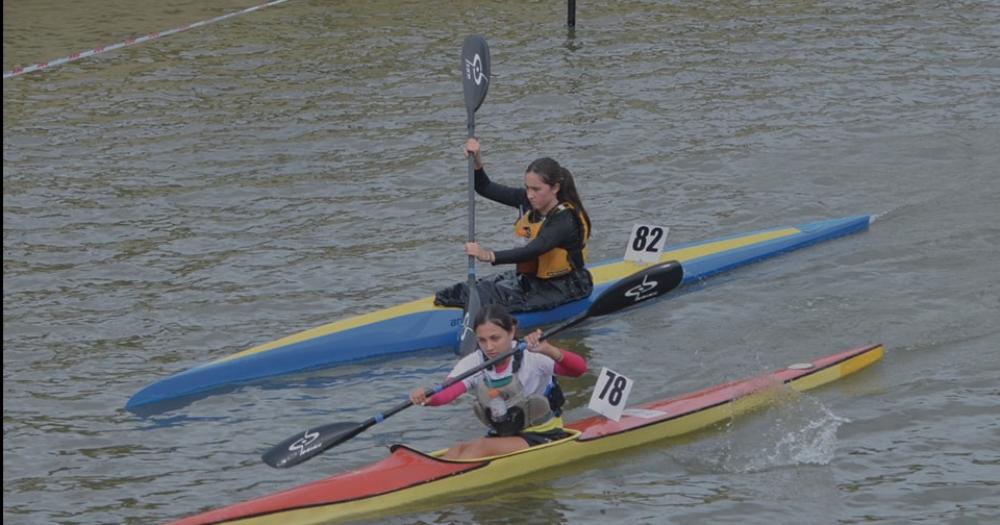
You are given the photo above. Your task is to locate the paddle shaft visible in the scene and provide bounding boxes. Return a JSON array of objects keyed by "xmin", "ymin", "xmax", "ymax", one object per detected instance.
[
  {"xmin": 465, "ymin": 112, "xmax": 477, "ymax": 305},
  {"xmin": 458, "ymin": 36, "xmax": 490, "ymax": 356},
  {"xmin": 335, "ymin": 261, "xmax": 682, "ymax": 444},
  {"xmin": 422, "ymin": 259, "xmax": 684, "ymax": 410},
  {"xmin": 348, "ymin": 299, "xmax": 588, "ymax": 442},
  {"xmin": 320, "ymin": 35, "xmax": 486, "ymax": 431},
  {"xmin": 457, "ymin": 110, "xmax": 482, "ymax": 357},
  {"xmin": 262, "ymin": 260, "xmax": 683, "ymax": 468},
  {"xmin": 264, "ymin": 306, "xmax": 613, "ymax": 468}
]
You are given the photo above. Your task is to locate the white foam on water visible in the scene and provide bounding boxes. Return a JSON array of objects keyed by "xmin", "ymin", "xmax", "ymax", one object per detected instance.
[{"xmin": 727, "ymin": 397, "xmax": 850, "ymax": 474}]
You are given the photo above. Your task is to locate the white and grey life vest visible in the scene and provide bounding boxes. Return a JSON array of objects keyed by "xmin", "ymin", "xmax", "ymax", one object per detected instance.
[{"xmin": 470, "ymin": 350, "xmax": 564, "ymax": 436}]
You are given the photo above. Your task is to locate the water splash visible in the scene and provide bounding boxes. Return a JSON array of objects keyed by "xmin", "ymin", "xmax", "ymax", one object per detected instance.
[
  {"xmin": 869, "ymin": 210, "xmax": 889, "ymax": 224},
  {"xmin": 744, "ymin": 405, "xmax": 849, "ymax": 472},
  {"xmin": 721, "ymin": 391, "xmax": 850, "ymax": 474}
]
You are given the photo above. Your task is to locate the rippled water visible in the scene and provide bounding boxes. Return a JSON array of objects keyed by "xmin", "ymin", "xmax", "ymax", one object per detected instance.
[{"xmin": 5, "ymin": 1, "xmax": 999, "ymax": 524}]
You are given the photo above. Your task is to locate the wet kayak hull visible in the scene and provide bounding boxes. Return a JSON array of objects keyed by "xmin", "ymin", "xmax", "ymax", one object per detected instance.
[
  {"xmin": 128, "ymin": 215, "xmax": 871, "ymax": 410},
  {"xmin": 168, "ymin": 343, "xmax": 884, "ymax": 525}
]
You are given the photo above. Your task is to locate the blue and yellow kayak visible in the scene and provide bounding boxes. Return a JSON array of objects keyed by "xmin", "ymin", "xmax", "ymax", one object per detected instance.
[{"xmin": 127, "ymin": 215, "xmax": 871, "ymax": 411}]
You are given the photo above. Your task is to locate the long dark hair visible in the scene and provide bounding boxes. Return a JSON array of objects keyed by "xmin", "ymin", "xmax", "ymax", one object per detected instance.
[
  {"xmin": 473, "ymin": 304, "xmax": 517, "ymax": 332},
  {"xmin": 525, "ymin": 157, "xmax": 592, "ymax": 236}
]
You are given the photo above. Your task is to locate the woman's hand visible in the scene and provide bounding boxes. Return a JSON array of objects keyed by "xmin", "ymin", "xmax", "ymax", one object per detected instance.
[
  {"xmin": 410, "ymin": 388, "xmax": 428, "ymax": 406},
  {"xmin": 464, "ymin": 138, "xmax": 483, "ymax": 170},
  {"xmin": 465, "ymin": 242, "xmax": 495, "ymax": 263},
  {"xmin": 524, "ymin": 329, "xmax": 563, "ymax": 362}
]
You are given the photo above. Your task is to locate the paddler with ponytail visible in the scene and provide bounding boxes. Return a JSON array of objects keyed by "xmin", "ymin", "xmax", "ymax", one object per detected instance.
[
  {"xmin": 434, "ymin": 137, "xmax": 594, "ymax": 313},
  {"xmin": 410, "ymin": 304, "xmax": 588, "ymax": 460}
]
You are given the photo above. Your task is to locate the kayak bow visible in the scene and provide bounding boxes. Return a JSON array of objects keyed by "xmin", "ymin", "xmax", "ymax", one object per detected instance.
[
  {"xmin": 167, "ymin": 343, "xmax": 884, "ymax": 525},
  {"xmin": 128, "ymin": 215, "xmax": 871, "ymax": 411}
]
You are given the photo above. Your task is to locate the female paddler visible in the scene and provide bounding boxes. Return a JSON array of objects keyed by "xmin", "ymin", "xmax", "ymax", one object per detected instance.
[
  {"xmin": 434, "ymin": 138, "xmax": 593, "ymax": 313},
  {"xmin": 409, "ymin": 304, "xmax": 587, "ymax": 460}
]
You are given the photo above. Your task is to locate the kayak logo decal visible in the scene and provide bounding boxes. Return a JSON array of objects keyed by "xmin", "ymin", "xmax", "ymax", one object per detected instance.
[
  {"xmin": 624, "ymin": 275, "xmax": 658, "ymax": 302},
  {"xmin": 288, "ymin": 430, "xmax": 321, "ymax": 456},
  {"xmin": 465, "ymin": 54, "xmax": 487, "ymax": 86}
]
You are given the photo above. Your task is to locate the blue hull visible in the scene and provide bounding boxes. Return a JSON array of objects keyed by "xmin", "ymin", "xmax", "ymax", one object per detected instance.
[{"xmin": 127, "ymin": 215, "xmax": 870, "ymax": 411}]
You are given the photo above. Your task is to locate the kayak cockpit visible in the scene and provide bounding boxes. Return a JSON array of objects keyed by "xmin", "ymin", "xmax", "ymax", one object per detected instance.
[{"xmin": 395, "ymin": 428, "xmax": 584, "ymax": 463}]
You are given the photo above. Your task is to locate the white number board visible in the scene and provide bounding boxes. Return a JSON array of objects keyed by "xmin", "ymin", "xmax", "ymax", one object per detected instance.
[
  {"xmin": 624, "ymin": 224, "xmax": 669, "ymax": 264},
  {"xmin": 587, "ymin": 367, "xmax": 634, "ymax": 421}
]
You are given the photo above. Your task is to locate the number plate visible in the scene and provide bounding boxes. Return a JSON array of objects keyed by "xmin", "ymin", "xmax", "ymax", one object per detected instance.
[
  {"xmin": 588, "ymin": 367, "xmax": 634, "ymax": 421},
  {"xmin": 624, "ymin": 224, "xmax": 668, "ymax": 264}
]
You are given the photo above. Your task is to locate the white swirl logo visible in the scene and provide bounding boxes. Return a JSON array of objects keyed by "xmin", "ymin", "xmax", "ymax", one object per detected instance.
[
  {"xmin": 288, "ymin": 430, "xmax": 320, "ymax": 456},
  {"xmin": 624, "ymin": 275, "xmax": 658, "ymax": 302},
  {"xmin": 465, "ymin": 54, "xmax": 487, "ymax": 86}
]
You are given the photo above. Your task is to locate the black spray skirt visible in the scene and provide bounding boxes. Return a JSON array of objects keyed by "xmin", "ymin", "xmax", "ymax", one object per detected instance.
[{"xmin": 434, "ymin": 268, "xmax": 593, "ymax": 313}]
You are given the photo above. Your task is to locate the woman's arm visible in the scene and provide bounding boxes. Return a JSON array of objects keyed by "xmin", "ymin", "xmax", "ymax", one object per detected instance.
[
  {"xmin": 474, "ymin": 168, "xmax": 526, "ymax": 208},
  {"xmin": 553, "ymin": 350, "xmax": 587, "ymax": 377},
  {"xmin": 464, "ymin": 138, "xmax": 525, "ymax": 208},
  {"xmin": 410, "ymin": 381, "xmax": 468, "ymax": 407},
  {"xmin": 492, "ymin": 211, "xmax": 580, "ymax": 264}
]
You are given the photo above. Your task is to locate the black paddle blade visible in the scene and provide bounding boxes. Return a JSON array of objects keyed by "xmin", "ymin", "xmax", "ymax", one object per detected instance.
[
  {"xmin": 461, "ymin": 35, "xmax": 490, "ymax": 116},
  {"xmin": 587, "ymin": 261, "xmax": 684, "ymax": 318},
  {"xmin": 262, "ymin": 422, "xmax": 364, "ymax": 469},
  {"xmin": 458, "ymin": 282, "xmax": 482, "ymax": 355}
]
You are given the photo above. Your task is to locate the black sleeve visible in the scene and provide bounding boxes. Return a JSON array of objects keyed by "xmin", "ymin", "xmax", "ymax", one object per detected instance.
[
  {"xmin": 474, "ymin": 168, "xmax": 526, "ymax": 209},
  {"xmin": 493, "ymin": 211, "xmax": 580, "ymax": 265}
]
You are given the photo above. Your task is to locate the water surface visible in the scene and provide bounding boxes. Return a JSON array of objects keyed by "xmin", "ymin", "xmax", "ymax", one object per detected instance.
[{"xmin": 4, "ymin": 1, "xmax": 999, "ymax": 524}]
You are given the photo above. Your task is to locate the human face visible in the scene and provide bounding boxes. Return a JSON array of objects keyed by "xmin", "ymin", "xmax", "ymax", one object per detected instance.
[
  {"xmin": 524, "ymin": 171, "xmax": 560, "ymax": 214},
  {"xmin": 475, "ymin": 321, "xmax": 515, "ymax": 360}
]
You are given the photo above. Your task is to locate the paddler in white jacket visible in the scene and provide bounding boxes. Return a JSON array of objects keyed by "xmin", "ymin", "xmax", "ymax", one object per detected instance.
[{"xmin": 410, "ymin": 304, "xmax": 587, "ymax": 460}]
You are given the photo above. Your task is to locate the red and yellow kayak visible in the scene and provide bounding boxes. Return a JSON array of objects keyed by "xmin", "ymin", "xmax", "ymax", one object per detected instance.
[{"xmin": 168, "ymin": 343, "xmax": 884, "ymax": 525}]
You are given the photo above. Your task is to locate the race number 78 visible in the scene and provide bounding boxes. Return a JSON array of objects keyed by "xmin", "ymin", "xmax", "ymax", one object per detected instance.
[
  {"xmin": 588, "ymin": 367, "xmax": 634, "ymax": 421},
  {"xmin": 599, "ymin": 370, "xmax": 628, "ymax": 405}
]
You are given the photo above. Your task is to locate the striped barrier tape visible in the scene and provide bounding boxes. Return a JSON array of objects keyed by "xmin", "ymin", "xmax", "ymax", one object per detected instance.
[{"xmin": 4, "ymin": 0, "xmax": 290, "ymax": 80}]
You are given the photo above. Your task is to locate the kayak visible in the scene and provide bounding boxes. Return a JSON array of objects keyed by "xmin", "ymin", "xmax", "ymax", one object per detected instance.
[
  {"xmin": 128, "ymin": 215, "xmax": 872, "ymax": 411},
  {"xmin": 128, "ymin": 215, "xmax": 871, "ymax": 411},
  {"xmin": 167, "ymin": 343, "xmax": 884, "ymax": 525}
]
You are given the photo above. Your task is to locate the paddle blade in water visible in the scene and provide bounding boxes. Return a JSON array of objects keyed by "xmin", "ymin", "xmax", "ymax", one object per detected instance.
[
  {"xmin": 461, "ymin": 35, "xmax": 490, "ymax": 116},
  {"xmin": 587, "ymin": 261, "xmax": 684, "ymax": 318}
]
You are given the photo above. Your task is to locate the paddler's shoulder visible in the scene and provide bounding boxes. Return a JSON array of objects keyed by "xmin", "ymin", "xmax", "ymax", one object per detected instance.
[{"xmin": 452, "ymin": 351, "xmax": 487, "ymax": 374}]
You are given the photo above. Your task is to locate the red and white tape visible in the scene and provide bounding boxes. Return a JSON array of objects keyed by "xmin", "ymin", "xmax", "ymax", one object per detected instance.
[{"xmin": 4, "ymin": 0, "xmax": 290, "ymax": 80}]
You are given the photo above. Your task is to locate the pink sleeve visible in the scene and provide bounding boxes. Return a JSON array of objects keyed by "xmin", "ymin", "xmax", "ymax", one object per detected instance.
[
  {"xmin": 553, "ymin": 349, "xmax": 587, "ymax": 377},
  {"xmin": 424, "ymin": 380, "xmax": 468, "ymax": 406}
]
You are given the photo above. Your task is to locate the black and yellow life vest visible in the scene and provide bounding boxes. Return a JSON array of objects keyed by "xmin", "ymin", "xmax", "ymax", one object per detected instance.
[{"xmin": 512, "ymin": 202, "xmax": 589, "ymax": 279}]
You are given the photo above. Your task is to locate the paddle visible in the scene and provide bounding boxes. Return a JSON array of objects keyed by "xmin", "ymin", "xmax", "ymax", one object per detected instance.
[
  {"xmin": 262, "ymin": 260, "xmax": 684, "ymax": 469},
  {"xmin": 458, "ymin": 35, "xmax": 491, "ymax": 356}
]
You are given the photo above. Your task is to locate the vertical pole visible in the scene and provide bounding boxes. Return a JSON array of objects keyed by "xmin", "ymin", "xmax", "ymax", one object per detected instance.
[{"xmin": 568, "ymin": 0, "xmax": 576, "ymax": 29}]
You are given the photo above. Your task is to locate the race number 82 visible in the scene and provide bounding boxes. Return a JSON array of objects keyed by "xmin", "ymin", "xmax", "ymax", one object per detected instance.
[
  {"xmin": 587, "ymin": 367, "xmax": 634, "ymax": 421},
  {"xmin": 624, "ymin": 224, "xmax": 669, "ymax": 264},
  {"xmin": 632, "ymin": 225, "xmax": 665, "ymax": 252}
]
